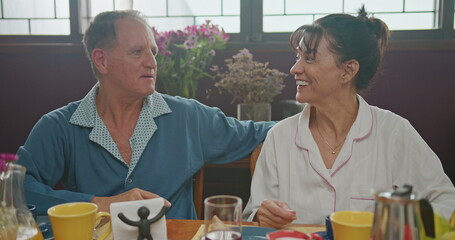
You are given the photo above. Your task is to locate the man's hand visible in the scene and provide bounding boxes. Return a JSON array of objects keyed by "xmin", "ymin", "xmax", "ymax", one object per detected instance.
[
  {"xmin": 91, "ymin": 188, "xmax": 172, "ymax": 212},
  {"xmin": 256, "ymin": 199, "xmax": 297, "ymax": 229}
]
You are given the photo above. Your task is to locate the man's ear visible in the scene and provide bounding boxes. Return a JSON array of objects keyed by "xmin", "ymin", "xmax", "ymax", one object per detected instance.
[
  {"xmin": 92, "ymin": 48, "xmax": 108, "ymax": 74},
  {"xmin": 341, "ymin": 59, "xmax": 359, "ymax": 83}
]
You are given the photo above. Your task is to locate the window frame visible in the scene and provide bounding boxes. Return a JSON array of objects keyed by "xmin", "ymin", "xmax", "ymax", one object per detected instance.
[{"xmin": 0, "ymin": 0, "xmax": 454, "ymax": 50}]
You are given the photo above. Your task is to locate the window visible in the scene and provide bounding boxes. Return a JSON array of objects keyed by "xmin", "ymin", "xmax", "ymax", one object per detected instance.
[
  {"xmin": 86, "ymin": 0, "xmax": 240, "ymax": 33},
  {"xmin": 263, "ymin": 0, "xmax": 440, "ymax": 32},
  {"xmin": 0, "ymin": 0, "xmax": 70, "ymax": 35},
  {"xmin": 0, "ymin": 0, "xmax": 453, "ymax": 47}
]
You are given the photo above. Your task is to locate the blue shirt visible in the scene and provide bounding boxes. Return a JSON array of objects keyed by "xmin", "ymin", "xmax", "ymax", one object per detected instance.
[{"xmin": 17, "ymin": 84, "xmax": 274, "ymax": 219}]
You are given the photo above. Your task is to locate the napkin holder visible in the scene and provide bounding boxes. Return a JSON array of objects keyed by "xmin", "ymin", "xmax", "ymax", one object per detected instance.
[{"xmin": 110, "ymin": 198, "xmax": 168, "ymax": 240}]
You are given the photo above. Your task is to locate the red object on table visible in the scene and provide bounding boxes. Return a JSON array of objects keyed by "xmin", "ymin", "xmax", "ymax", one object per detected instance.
[{"xmin": 266, "ymin": 229, "xmax": 323, "ymax": 240}]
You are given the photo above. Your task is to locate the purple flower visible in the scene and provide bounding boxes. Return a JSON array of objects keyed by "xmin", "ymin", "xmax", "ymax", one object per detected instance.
[
  {"xmin": 162, "ymin": 50, "xmax": 172, "ymax": 56},
  {"xmin": 184, "ymin": 40, "xmax": 196, "ymax": 49},
  {"xmin": 0, "ymin": 153, "xmax": 18, "ymax": 162},
  {"xmin": 150, "ymin": 22, "xmax": 229, "ymax": 98},
  {"xmin": 184, "ymin": 35, "xmax": 198, "ymax": 49},
  {"xmin": 0, "ymin": 160, "xmax": 6, "ymax": 172},
  {"xmin": 0, "ymin": 153, "xmax": 18, "ymax": 172},
  {"xmin": 208, "ymin": 36, "xmax": 216, "ymax": 43}
]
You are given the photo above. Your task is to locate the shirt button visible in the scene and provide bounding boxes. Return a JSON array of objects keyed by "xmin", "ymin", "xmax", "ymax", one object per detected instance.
[{"xmin": 127, "ymin": 178, "xmax": 133, "ymax": 184}]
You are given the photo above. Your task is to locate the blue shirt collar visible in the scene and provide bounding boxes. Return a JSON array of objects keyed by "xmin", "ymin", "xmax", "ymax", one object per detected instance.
[{"xmin": 70, "ymin": 83, "xmax": 172, "ymax": 127}]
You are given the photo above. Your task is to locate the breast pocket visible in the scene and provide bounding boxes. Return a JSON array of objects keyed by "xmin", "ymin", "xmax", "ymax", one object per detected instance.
[{"xmin": 348, "ymin": 184, "xmax": 379, "ymax": 212}]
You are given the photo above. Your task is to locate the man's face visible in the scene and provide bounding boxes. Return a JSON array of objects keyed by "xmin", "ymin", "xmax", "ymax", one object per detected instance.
[{"xmin": 101, "ymin": 18, "xmax": 158, "ymax": 98}]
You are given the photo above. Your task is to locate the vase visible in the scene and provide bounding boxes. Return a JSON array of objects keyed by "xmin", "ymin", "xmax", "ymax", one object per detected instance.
[
  {"xmin": 0, "ymin": 163, "xmax": 40, "ymax": 240},
  {"xmin": 237, "ymin": 103, "xmax": 272, "ymax": 122}
]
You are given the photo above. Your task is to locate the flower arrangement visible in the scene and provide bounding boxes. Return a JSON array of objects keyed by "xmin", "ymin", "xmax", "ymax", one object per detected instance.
[
  {"xmin": 211, "ymin": 48, "xmax": 287, "ymax": 104},
  {"xmin": 0, "ymin": 153, "xmax": 18, "ymax": 172},
  {"xmin": 152, "ymin": 20, "xmax": 230, "ymax": 99}
]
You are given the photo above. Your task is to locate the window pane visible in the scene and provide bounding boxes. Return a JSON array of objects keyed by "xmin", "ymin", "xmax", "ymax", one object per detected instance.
[
  {"xmin": 223, "ymin": 0, "xmax": 240, "ymax": 15},
  {"xmin": 56, "ymin": 0, "xmax": 70, "ymax": 18},
  {"xmin": 86, "ymin": 0, "xmax": 239, "ymax": 33},
  {"xmin": 91, "ymin": 0, "xmax": 114, "ymax": 17},
  {"xmin": 344, "ymin": 0, "xmax": 402, "ymax": 13},
  {"xmin": 405, "ymin": 0, "xmax": 437, "ymax": 12},
  {"xmin": 264, "ymin": 0, "xmax": 284, "ymax": 15},
  {"xmin": 147, "ymin": 17, "xmax": 194, "ymax": 31},
  {"xmin": 0, "ymin": 20, "xmax": 29, "ymax": 34},
  {"xmin": 3, "ymin": 0, "xmax": 55, "ymax": 18},
  {"xmin": 30, "ymin": 19, "xmax": 70, "ymax": 35},
  {"xmin": 114, "ymin": 0, "xmax": 133, "ymax": 10},
  {"xmin": 168, "ymin": 0, "xmax": 221, "ymax": 15},
  {"xmin": 134, "ymin": 0, "xmax": 167, "ymax": 16},
  {"xmin": 264, "ymin": 0, "xmax": 440, "ymax": 33},
  {"xmin": 286, "ymin": 0, "xmax": 342, "ymax": 14},
  {"xmin": 374, "ymin": 12, "xmax": 436, "ymax": 30},
  {"xmin": 264, "ymin": 15, "xmax": 314, "ymax": 32},
  {"xmin": 1, "ymin": 0, "xmax": 70, "ymax": 35},
  {"xmin": 196, "ymin": 16, "xmax": 240, "ymax": 33}
]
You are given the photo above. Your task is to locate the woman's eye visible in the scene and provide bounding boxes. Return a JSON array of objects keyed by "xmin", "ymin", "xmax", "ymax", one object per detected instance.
[
  {"xmin": 295, "ymin": 54, "xmax": 301, "ymax": 61},
  {"xmin": 305, "ymin": 55, "xmax": 315, "ymax": 63}
]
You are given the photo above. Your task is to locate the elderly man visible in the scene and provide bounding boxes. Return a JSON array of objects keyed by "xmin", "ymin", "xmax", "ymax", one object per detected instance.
[{"xmin": 17, "ymin": 10, "xmax": 274, "ymax": 219}]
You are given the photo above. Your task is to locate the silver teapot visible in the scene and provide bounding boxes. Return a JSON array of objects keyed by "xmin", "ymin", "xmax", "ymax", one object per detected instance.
[{"xmin": 370, "ymin": 185, "xmax": 435, "ymax": 240}]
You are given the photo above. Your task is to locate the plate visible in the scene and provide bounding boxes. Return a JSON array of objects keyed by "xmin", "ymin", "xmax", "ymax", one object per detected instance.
[{"xmin": 243, "ymin": 226, "xmax": 276, "ymax": 239}]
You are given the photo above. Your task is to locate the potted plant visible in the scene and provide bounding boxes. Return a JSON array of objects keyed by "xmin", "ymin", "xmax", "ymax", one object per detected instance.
[
  {"xmin": 211, "ymin": 49, "xmax": 287, "ymax": 121},
  {"xmin": 152, "ymin": 21, "xmax": 230, "ymax": 99}
]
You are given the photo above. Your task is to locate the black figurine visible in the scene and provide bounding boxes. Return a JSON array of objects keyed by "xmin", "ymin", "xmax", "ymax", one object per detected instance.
[{"xmin": 118, "ymin": 205, "xmax": 169, "ymax": 240}]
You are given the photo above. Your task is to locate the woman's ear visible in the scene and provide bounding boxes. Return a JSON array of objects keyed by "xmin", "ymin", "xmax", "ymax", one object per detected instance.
[
  {"xmin": 92, "ymin": 48, "xmax": 108, "ymax": 74},
  {"xmin": 341, "ymin": 59, "xmax": 359, "ymax": 83}
]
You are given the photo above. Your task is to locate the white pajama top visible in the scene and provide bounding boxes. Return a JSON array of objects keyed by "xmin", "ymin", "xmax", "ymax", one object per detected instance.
[{"xmin": 243, "ymin": 96, "xmax": 455, "ymax": 224}]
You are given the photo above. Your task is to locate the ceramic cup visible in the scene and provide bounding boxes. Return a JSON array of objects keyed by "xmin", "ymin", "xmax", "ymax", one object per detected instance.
[
  {"xmin": 28, "ymin": 204, "xmax": 37, "ymax": 221},
  {"xmin": 329, "ymin": 210, "xmax": 373, "ymax": 240},
  {"xmin": 47, "ymin": 202, "xmax": 111, "ymax": 240},
  {"xmin": 325, "ymin": 215, "xmax": 333, "ymax": 240}
]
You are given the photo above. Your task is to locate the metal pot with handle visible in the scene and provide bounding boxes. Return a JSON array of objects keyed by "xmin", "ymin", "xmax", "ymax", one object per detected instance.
[{"xmin": 370, "ymin": 185, "xmax": 435, "ymax": 240}]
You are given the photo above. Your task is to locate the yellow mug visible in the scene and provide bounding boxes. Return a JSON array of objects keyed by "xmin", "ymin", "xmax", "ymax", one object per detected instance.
[
  {"xmin": 47, "ymin": 202, "xmax": 111, "ymax": 240},
  {"xmin": 330, "ymin": 210, "xmax": 373, "ymax": 240}
]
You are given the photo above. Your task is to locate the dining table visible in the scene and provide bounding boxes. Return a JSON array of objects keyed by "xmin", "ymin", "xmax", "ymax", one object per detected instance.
[
  {"xmin": 166, "ymin": 219, "xmax": 325, "ymax": 240},
  {"xmin": 37, "ymin": 216, "xmax": 325, "ymax": 240}
]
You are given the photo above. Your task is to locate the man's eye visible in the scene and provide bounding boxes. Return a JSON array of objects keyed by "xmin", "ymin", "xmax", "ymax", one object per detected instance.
[{"xmin": 133, "ymin": 50, "xmax": 142, "ymax": 55}]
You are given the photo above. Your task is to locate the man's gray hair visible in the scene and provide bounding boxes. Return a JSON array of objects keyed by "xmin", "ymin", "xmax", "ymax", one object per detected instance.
[{"xmin": 82, "ymin": 10, "xmax": 149, "ymax": 78}]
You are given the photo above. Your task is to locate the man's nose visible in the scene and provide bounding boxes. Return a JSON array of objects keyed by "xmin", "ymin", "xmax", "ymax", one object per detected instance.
[{"xmin": 144, "ymin": 50, "xmax": 156, "ymax": 68}]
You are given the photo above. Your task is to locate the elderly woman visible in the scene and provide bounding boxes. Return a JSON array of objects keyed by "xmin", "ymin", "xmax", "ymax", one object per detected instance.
[{"xmin": 243, "ymin": 7, "xmax": 455, "ymax": 228}]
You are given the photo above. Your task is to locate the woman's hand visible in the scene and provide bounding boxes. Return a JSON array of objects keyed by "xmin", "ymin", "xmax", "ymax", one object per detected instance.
[
  {"xmin": 256, "ymin": 199, "xmax": 297, "ymax": 228},
  {"xmin": 91, "ymin": 188, "xmax": 172, "ymax": 212}
]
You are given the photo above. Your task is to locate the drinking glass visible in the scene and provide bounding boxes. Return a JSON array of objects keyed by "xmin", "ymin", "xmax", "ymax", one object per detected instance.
[{"xmin": 203, "ymin": 195, "xmax": 242, "ymax": 240}]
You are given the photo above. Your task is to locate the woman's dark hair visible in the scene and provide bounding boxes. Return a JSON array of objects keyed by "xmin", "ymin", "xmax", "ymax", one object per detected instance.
[{"xmin": 290, "ymin": 6, "xmax": 390, "ymax": 90}]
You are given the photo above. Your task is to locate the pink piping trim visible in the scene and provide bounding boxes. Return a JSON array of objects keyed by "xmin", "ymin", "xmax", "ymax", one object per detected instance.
[
  {"xmin": 308, "ymin": 155, "xmax": 337, "ymax": 212},
  {"xmin": 330, "ymin": 108, "xmax": 374, "ymax": 177},
  {"xmin": 295, "ymin": 124, "xmax": 337, "ymax": 212},
  {"xmin": 350, "ymin": 197, "xmax": 374, "ymax": 200}
]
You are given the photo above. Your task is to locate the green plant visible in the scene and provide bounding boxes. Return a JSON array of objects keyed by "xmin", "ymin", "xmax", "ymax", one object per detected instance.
[{"xmin": 152, "ymin": 21, "xmax": 229, "ymax": 99}]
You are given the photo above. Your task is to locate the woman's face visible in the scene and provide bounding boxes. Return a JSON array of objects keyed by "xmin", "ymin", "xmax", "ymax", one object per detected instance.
[{"xmin": 290, "ymin": 35, "xmax": 346, "ymax": 104}]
